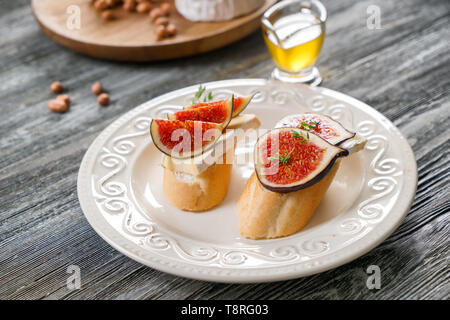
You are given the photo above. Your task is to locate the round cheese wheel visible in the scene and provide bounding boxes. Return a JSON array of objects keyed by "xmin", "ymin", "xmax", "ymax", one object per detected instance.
[{"xmin": 175, "ymin": 0, "xmax": 266, "ymax": 22}]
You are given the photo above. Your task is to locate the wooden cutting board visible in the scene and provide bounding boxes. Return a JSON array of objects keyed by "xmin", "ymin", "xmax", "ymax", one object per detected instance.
[{"xmin": 32, "ymin": 0, "xmax": 276, "ymax": 62}]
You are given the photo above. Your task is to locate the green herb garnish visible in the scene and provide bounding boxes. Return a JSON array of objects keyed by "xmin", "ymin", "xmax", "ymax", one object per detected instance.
[
  {"xmin": 269, "ymin": 149, "xmax": 294, "ymax": 165},
  {"xmin": 192, "ymin": 85, "xmax": 205, "ymax": 104},
  {"xmin": 291, "ymin": 129, "xmax": 302, "ymax": 138},
  {"xmin": 300, "ymin": 121, "xmax": 319, "ymax": 131},
  {"xmin": 291, "ymin": 129, "xmax": 309, "ymax": 143},
  {"xmin": 192, "ymin": 85, "xmax": 214, "ymax": 104}
]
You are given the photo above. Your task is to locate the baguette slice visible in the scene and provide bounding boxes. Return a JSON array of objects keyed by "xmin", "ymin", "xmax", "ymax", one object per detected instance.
[
  {"xmin": 162, "ymin": 114, "xmax": 260, "ymax": 212},
  {"xmin": 237, "ymin": 117, "xmax": 367, "ymax": 239},
  {"xmin": 163, "ymin": 145, "xmax": 234, "ymax": 212},
  {"xmin": 237, "ymin": 160, "xmax": 340, "ymax": 239}
]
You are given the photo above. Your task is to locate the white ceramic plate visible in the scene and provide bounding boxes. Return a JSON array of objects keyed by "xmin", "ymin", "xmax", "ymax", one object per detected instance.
[{"xmin": 77, "ymin": 79, "xmax": 417, "ymax": 283}]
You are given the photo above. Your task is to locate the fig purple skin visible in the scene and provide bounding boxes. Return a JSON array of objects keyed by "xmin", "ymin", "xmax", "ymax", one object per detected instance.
[
  {"xmin": 231, "ymin": 92, "xmax": 256, "ymax": 117},
  {"xmin": 254, "ymin": 128, "xmax": 349, "ymax": 193},
  {"xmin": 275, "ymin": 113, "xmax": 356, "ymax": 146}
]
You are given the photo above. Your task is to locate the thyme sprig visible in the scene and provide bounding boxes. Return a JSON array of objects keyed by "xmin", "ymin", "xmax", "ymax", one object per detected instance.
[
  {"xmin": 269, "ymin": 148, "xmax": 294, "ymax": 165},
  {"xmin": 291, "ymin": 129, "xmax": 310, "ymax": 143},
  {"xmin": 205, "ymin": 91, "xmax": 213, "ymax": 102},
  {"xmin": 299, "ymin": 121, "xmax": 319, "ymax": 131},
  {"xmin": 192, "ymin": 85, "xmax": 214, "ymax": 104}
]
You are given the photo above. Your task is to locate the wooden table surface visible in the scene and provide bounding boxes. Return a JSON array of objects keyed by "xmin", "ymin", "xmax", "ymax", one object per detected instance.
[{"xmin": 0, "ymin": 0, "xmax": 448, "ymax": 300}]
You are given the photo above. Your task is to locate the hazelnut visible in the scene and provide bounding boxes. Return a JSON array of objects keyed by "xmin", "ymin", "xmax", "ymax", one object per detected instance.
[
  {"xmin": 160, "ymin": 3, "xmax": 171, "ymax": 16},
  {"xmin": 166, "ymin": 23, "xmax": 177, "ymax": 36},
  {"xmin": 136, "ymin": 2, "xmax": 151, "ymax": 13},
  {"xmin": 56, "ymin": 94, "xmax": 71, "ymax": 105},
  {"xmin": 50, "ymin": 81, "xmax": 63, "ymax": 93},
  {"xmin": 123, "ymin": 0, "xmax": 136, "ymax": 12},
  {"xmin": 48, "ymin": 99, "xmax": 68, "ymax": 113},
  {"xmin": 105, "ymin": 0, "xmax": 117, "ymax": 7},
  {"xmin": 97, "ymin": 93, "xmax": 110, "ymax": 106},
  {"xmin": 91, "ymin": 81, "xmax": 103, "ymax": 95},
  {"xmin": 155, "ymin": 25, "xmax": 166, "ymax": 40},
  {"xmin": 149, "ymin": 8, "xmax": 163, "ymax": 22},
  {"xmin": 101, "ymin": 10, "xmax": 115, "ymax": 20},
  {"xmin": 155, "ymin": 16, "xmax": 169, "ymax": 27},
  {"xmin": 94, "ymin": 0, "xmax": 108, "ymax": 10}
]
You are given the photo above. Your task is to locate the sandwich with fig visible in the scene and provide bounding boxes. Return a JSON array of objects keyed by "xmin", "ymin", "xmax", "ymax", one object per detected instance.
[
  {"xmin": 150, "ymin": 93, "xmax": 260, "ymax": 212},
  {"xmin": 237, "ymin": 113, "xmax": 366, "ymax": 239}
]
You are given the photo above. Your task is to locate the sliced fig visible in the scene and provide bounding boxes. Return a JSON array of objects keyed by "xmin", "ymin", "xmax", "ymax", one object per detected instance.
[
  {"xmin": 183, "ymin": 93, "xmax": 255, "ymax": 118},
  {"xmin": 169, "ymin": 96, "xmax": 233, "ymax": 127},
  {"xmin": 150, "ymin": 119, "xmax": 223, "ymax": 159},
  {"xmin": 254, "ymin": 128, "xmax": 349, "ymax": 193},
  {"xmin": 275, "ymin": 113, "xmax": 355, "ymax": 146},
  {"xmin": 231, "ymin": 93, "xmax": 256, "ymax": 117}
]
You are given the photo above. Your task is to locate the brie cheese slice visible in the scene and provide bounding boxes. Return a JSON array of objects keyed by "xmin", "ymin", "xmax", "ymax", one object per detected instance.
[{"xmin": 161, "ymin": 114, "xmax": 261, "ymax": 175}]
